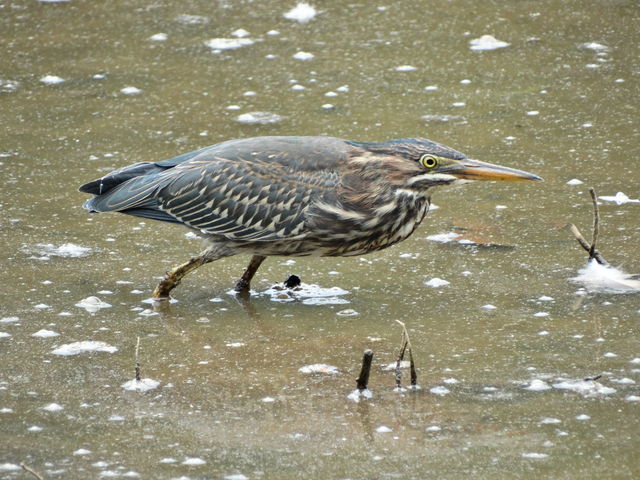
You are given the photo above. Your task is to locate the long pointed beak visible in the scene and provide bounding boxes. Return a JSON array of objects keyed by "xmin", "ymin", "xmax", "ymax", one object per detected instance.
[{"xmin": 449, "ymin": 159, "xmax": 543, "ymax": 182}]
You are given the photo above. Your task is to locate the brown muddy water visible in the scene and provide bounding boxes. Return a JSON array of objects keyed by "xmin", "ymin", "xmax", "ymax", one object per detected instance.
[{"xmin": 1, "ymin": 0, "xmax": 639, "ymax": 479}]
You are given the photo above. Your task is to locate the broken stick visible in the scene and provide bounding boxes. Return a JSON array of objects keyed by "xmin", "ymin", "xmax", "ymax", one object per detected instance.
[
  {"xmin": 356, "ymin": 349, "xmax": 374, "ymax": 391},
  {"xmin": 566, "ymin": 187, "xmax": 609, "ymax": 266}
]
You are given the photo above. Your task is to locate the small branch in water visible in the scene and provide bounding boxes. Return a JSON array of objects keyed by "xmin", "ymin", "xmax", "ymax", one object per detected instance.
[
  {"xmin": 356, "ymin": 349, "xmax": 374, "ymax": 391},
  {"xmin": 395, "ymin": 340, "xmax": 408, "ymax": 389},
  {"xmin": 565, "ymin": 187, "xmax": 609, "ymax": 266},
  {"xmin": 20, "ymin": 463, "xmax": 44, "ymax": 480},
  {"xmin": 135, "ymin": 336, "xmax": 141, "ymax": 382},
  {"xmin": 394, "ymin": 320, "xmax": 418, "ymax": 389}
]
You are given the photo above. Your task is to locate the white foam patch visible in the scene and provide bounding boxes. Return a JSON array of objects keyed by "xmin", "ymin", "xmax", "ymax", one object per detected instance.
[
  {"xmin": 32, "ymin": 329, "xmax": 60, "ymax": 338},
  {"xmin": 570, "ymin": 261, "xmax": 640, "ymax": 293},
  {"xmin": 120, "ymin": 86, "xmax": 142, "ymax": 95},
  {"xmin": 0, "ymin": 316, "xmax": 19, "ymax": 323},
  {"xmin": 424, "ymin": 277, "xmax": 449, "ymax": 288},
  {"xmin": 42, "ymin": 402, "xmax": 64, "ymax": 412},
  {"xmin": 205, "ymin": 38, "xmax": 254, "ymax": 50},
  {"xmin": 426, "ymin": 232, "xmax": 461, "ymax": 243},
  {"xmin": 149, "ymin": 32, "xmax": 167, "ymax": 42},
  {"xmin": 121, "ymin": 378, "xmax": 160, "ymax": 392},
  {"xmin": 524, "ymin": 379, "xmax": 551, "ymax": 391},
  {"xmin": 0, "ymin": 332, "xmax": 11, "ymax": 339},
  {"xmin": 262, "ymin": 282, "xmax": 349, "ymax": 304},
  {"xmin": 27, "ymin": 243, "xmax": 92, "ymax": 259},
  {"xmin": 40, "ymin": 74, "xmax": 65, "ymax": 85},
  {"xmin": 598, "ymin": 191, "xmax": 640, "ymax": 205},
  {"xmin": 552, "ymin": 378, "xmax": 616, "ymax": 397},
  {"xmin": 0, "ymin": 464, "xmax": 21, "ymax": 472},
  {"xmin": 522, "ymin": 452, "xmax": 549, "ymax": 459},
  {"xmin": 283, "ymin": 2, "xmax": 317, "ymax": 23},
  {"xmin": 299, "ymin": 363, "xmax": 339, "ymax": 374},
  {"xmin": 182, "ymin": 457, "xmax": 206, "ymax": 466},
  {"xmin": 469, "ymin": 34, "xmax": 510, "ymax": 51},
  {"xmin": 430, "ymin": 386, "xmax": 450, "ymax": 396},
  {"xmin": 347, "ymin": 388, "xmax": 372, "ymax": 402},
  {"xmin": 75, "ymin": 296, "xmax": 112, "ymax": 312},
  {"xmin": 235, "ymin": 111, "xmax": 283, "ymax": 124},
  {"xmin": 293, "ymin": 51, "xmax": 314, "ymax": 61},
  {"xmin": 52, "ymin": 341, "xmax": 118, "ymax": 356},
  {"xmin": 566, "ymin": 178, "xmax": 583, "ymax": 185}
]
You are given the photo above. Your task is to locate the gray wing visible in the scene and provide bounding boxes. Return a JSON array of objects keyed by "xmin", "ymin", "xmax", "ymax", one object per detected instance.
[{"xmin": 81, "ymin": 136, "xmax": 348, "ymax": 241}]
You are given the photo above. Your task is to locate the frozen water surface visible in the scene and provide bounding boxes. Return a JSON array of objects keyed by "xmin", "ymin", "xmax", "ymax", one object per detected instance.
[{"xmin": 2, "ymin": 0, "xmax": 640, "ymax": 478}]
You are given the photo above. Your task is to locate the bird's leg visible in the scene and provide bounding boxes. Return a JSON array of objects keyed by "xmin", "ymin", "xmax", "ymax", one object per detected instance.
[
  {"xmin": 152, "ymin": 246, "xmax": 232, "ymax": 299},
  {"xmin": 234, "ymin": 255, "xmax": 266, "ymax": 294}
]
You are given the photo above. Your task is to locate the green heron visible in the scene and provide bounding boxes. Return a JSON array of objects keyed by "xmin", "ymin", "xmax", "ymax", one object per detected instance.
[{"xmin": 79, "ymin": 136, "xmax": 541, "ymax": 299}]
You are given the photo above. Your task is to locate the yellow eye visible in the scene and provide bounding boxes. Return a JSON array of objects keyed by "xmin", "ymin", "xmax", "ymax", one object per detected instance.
[{"xmin": 420, "ymin": 154, "xmax": 438, "ymax": 168}]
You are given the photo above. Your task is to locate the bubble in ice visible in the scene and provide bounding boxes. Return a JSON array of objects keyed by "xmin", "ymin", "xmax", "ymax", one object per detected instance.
[
  {"xmin": 283, "ymin": 2, "xmax": 317, "ymax": 23},
  {"xmin": 43, "ymin": 402, "xmax": 64, "ymax": 412},
  {"xmin": 52, "ymin": 341, "xmax": 118, "ymax": 356},
  {"xmin": 424, "ymin": 277, "xmax": 450, "ymax": 288},
  {"xmin": 293, "ymin": 51, "xmax": 314, "ymax": 61},
  {"xmin": 0, "ymin": 464, "xmax": 21, "ymax": 472},
  {"xmin": 299, "ymin": 363, "xmax": 339, "ymax": 374},
  {"xmin": 469, "ymin": 34, "xmax": 510, "ymax": 51},
  {"xmin": 522, "ymin": 452, "xmax": 549, "ymax": 459},
  {"xmin": 579, "ymin": 42, "xmax": 609, "ymax": 52},
  {"xmin": 395, "ymin": 65, "xmax": 417, "ymax": 72},
  {"xmin": 40, "ymin": 75, "xmax": 65, "ymax": 85},
  {"xmin": 149, "ymin": 33, "xmax": 167, "ymax": 42},
  {"xmin": 121, "ymin": 86, "xmax": 142, "ymax": 95},
  {"xmin": 32, "ymin": 329, "xmax": 60, "ymax": 338},
  {"xmin": 235, "ymin": 111, "xmax": 283, "ymax": 124},
  {"xmin": 205, "ymin": 38, "xmax": 254, "ymax": 50},
  {"xmin": 224, "ymin": 474, "xmax": 249, "ymax": 480},
  {"xmin": 231, "ymin": 28, "xmax": 250, "ymax": 38},
  {"xmin": 75, "ymin": 296, "xmax": 112, "ymax": 312},
  {"xmin": 430, "ymin": 386, "xmax": 450, "ymax": 396}
]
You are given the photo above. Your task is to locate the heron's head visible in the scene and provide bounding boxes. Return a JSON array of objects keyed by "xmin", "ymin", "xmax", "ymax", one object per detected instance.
[{"xmin": 350, "ymin": 138, "xmax": 542, "ymax": 192}]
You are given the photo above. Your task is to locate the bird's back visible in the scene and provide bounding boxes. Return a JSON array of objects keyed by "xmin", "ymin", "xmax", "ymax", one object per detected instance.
[{"xmin": 80, "ymin": 136, "xmax": 351, "ymax": 242}]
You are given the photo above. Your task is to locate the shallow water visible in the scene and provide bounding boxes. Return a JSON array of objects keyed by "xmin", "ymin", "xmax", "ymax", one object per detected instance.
[{"xmin": 1, "ymin": 0, "xmax": 639, "ymax": 478}]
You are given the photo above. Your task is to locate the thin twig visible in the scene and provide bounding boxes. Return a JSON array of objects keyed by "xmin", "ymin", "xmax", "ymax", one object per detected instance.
[
  {"xmin": 135, "ymin": 336, "xmax": 141, "ymax": 382},
  {"xmin": 395, "ymin": 340, "xmax": 408, "ymax": 389},
  {"xmin": 588, "ymin": 188, "xmax": 599, "ymax": 259},
  {"xmin": 20, "ymin": 463, "xmax": 44, "ymax": 480},
  {"xmin": 356, "ymin": 349, "xmax": 374, "ymax": 391},
  {"xmin": 394, "ymin": 320, "xmax": 418, "ymax": 388}
]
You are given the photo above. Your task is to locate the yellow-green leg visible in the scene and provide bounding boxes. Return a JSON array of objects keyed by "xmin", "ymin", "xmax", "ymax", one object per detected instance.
[
  {"xmin": 152, "ymin": 246, "xmax": 233, "ymax": 299},
  {"xmin": 234, "ymin": 255, "xmax": 266, "ymax": 293}
]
